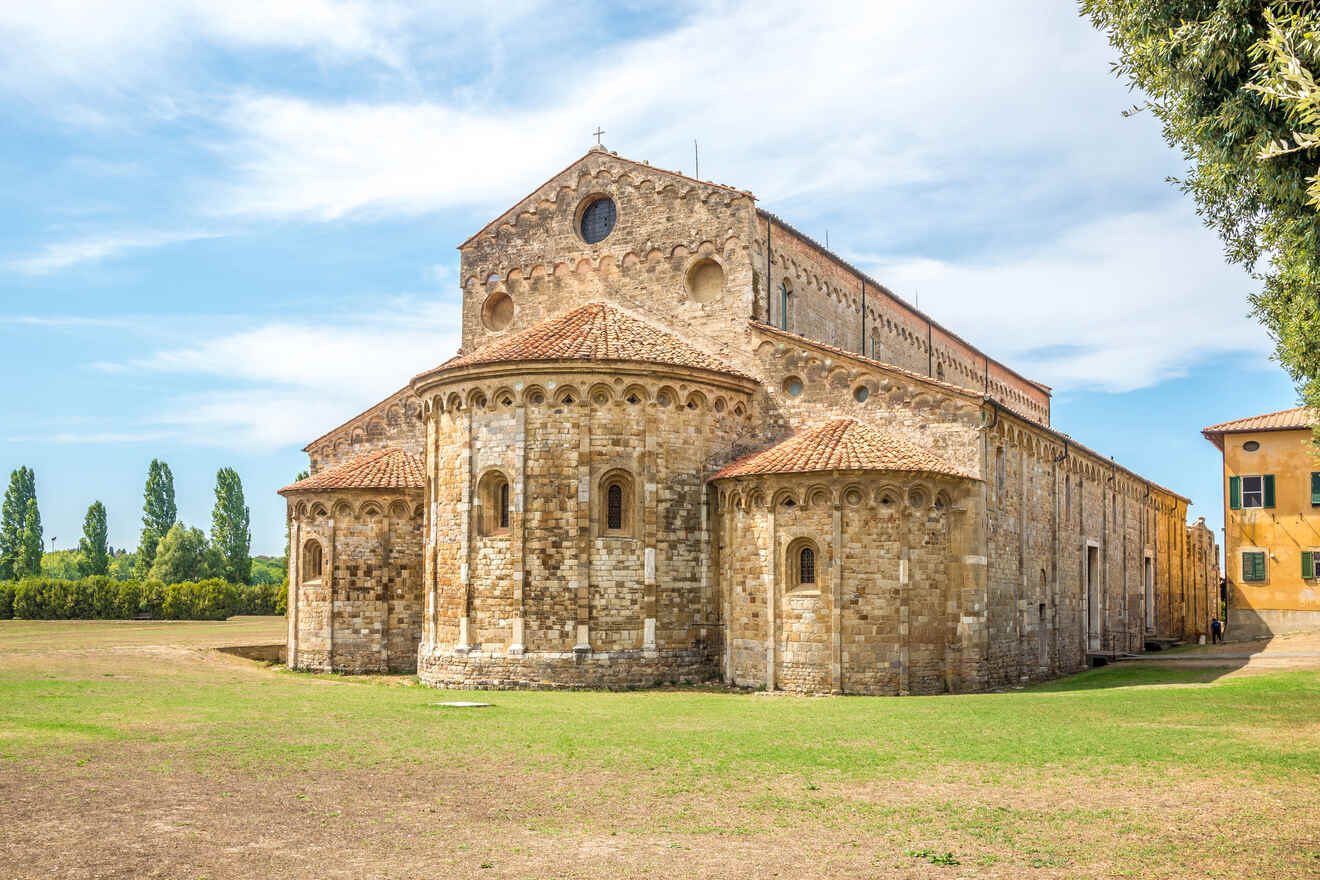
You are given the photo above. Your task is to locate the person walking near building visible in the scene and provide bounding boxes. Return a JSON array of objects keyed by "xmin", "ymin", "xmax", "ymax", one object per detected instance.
[{"xmin": 1211, "ymin": 617, "xmax": 1223, "ymax": 644}]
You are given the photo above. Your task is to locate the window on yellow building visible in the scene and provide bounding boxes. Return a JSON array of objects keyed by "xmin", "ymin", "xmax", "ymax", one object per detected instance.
[
  {"xmin": 1311, "ymin": 472, "xmax": 1320, "ymax": 506},
  {"xmin": 1230, "ymin": 475, "xmax": 1274, "ymax": 510},
  {"xmin": 1304, "ymin": 550, "xmax": 1320, "ymax": 579},
  {"xmin": 1241, "ymin": 550, "xmax": 1266, "ymax": 583}
]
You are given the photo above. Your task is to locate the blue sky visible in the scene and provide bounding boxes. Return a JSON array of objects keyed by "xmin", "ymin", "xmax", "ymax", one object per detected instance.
[{"xmin": 0, "ymin": 1, "xmax": 1296, "ymax": 557}]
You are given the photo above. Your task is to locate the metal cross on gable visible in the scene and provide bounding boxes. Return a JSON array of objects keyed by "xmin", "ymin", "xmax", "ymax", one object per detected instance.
[{"xmin": 593, "ymin": 126, "xmax": 605, "ymax": 146}]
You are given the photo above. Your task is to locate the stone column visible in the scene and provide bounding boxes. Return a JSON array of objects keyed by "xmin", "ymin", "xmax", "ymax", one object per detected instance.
[
  {"xmin": 765, "ymin": 503, "xmax": 776, "ymax": 691},
  {"xmin": 830, "ymin": 497, "xmax": 843, "ymax": 694},
  {"xmin": 642, "ymin": 400, "xmax": 658, "ymax": 652},
  {"xmin": 326, "ymin": 516, "xmax": 336, "ymax": 670},
  {"xmin": 457, "ymin": 405, "xmax": 474, "ymax": 652},
  {"xmin": 288, "ymin": 512, "xmax": 300, "ymax": 670},
  {"xmin": 574, "ymin": 401, "xmax": 591, "ymax": 654},
  {"xmin": 510, "ymin": 402, "xmax": 527, "ymax": 655}
]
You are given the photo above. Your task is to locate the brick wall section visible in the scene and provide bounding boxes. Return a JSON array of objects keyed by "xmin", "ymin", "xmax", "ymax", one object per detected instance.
[
  {"xmin": 456, "ymin": 150, "xmax": 759, "ymax": 371},
  {"xmin": 285, "ymin": 490, "xmax": 424, "ymax": 673},
  {"xmin": 752, "ymin": 213, "xmax": 1051, "ymax": 426},
  {"xmin": 415, "ymin": 366, "xmax": 755, "ymax": 689},
  {"xmin": 305, "ymin": 387, "xmax": 425, "ymax": 475}
]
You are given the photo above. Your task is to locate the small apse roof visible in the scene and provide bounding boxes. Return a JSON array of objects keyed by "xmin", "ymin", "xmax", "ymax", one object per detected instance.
[
  {"xmin": 278, "ymin": 447, "xmax": 424, "ymax": 494},
  {"xmin": 711, "ymin": 418, "xmax": 968, "ymax": 480}
]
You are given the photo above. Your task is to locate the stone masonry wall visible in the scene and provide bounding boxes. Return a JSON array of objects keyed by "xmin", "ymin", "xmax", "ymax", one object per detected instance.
[
  {"xmin": 305, "ymin": 387, "xmax": 425, "ymax": 475},
  {"xmin": 416, "ymin": 365, "xmax": 754, "ymax": 688},
  {"xmin": 752, "ymin": 213, "xmax": 1050, "ymax": 426}
]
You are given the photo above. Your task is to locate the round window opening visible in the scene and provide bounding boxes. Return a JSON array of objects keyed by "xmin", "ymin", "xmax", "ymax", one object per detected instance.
[
  {"xmin": 685, "ymin": 258, "xmax": 726, "ymax": 303},
  {"xmin": 579, "ymin": 196, "xmax": 617, "ymax": 244},
  {"xmin": 1242, "ymin": 441, "xmax": 1261, "ymax": 452},
  {"xmin": 783, "ymin": 377, "xmax": 804, "ymax": 397},
  {"xmin": 853, "ymin": 385, "xmax": 870, "ymax": 403},
  {"xmin": 481, "ymin": 292, "xmax": 514, "ymax": 331}
]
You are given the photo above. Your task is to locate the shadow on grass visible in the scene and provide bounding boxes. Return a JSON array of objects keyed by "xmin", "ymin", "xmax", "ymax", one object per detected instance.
[{"xmin": 1029, "ymin": 662, "xmax": 1246, "ymax": 692}]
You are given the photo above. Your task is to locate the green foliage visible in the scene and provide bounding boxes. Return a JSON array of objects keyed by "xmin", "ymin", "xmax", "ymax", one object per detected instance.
[
  {"xmin": 40, "ymin": 549, "xmax": 83, "ymax": 580},
  {"xmin": 210, "ymin": 467, "xmax": 251, "ymax": 585},
  {"xmin": 148, "ymin": 524, "xmax": 219, "ymax": 584},
  {"xmin": 1082, "ymin": 1, "xmax": 1320, "ymax": 425},
  {"xmin": 248, "ymin": 556, "xmax": 287, "ymax": 586},
  {"xmin": 17, "ymin": 498, "xmax": 43, "ymax": 578},
  {"xmin": 136, "ymin": 459, "xmax": 176, "ymax": 577},
  {"xmin": 0, "ymin": 575, "xmax": 281, "ymax": 620},
  {"xmin": 0, "ymin": 466, "xmax": 36, "ymax": 580},
  {"xmin": 108, "ymin": 551, "xmax": 137, "ymax": 581},
  {"xmin": 78, "ymin": 500, "xmax": 109, "ymax": 576}
]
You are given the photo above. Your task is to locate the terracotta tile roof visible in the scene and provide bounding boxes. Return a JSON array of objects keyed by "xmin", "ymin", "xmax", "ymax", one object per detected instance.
[
  {"xmin": 278, "ymin": 447, "xmax": 424, "ymax": 494},
  {"xmin": 1202, "ymin": 406, "xmax": 1314, "ymax": 435},
  {"xmin": 711, "ymin": 418, "xmax": 968, "ymax": 480},
  {"xmin": 301, "ymin": 385, "xmax": 416, "ymax": 453},
  {"xmin": 418, "ymin": 302, "xmax": 749, "ymax": 380}
]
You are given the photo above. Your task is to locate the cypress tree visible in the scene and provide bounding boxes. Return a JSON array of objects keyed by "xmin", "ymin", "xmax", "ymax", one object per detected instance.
[
  {"xmin": 16, "ymin": 497, "xmax": 43, "ymax": 578},
  {"xmin": 0, "ymin": 467, "xmax": 36, "ymax": 580},
  {"xmin": 79, "ymin": 501, "xmax": 109, "ymax": 576},
  {"xmin": 211, "ymin": 468, "xmax": 251, "ymax": 584},
  {"xmin": 136, "ymin": 459, "xmax": 177, "ymax": 578}
]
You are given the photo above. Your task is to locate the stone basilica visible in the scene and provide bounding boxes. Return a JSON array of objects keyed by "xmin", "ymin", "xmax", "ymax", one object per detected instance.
[{"xmin": 280, "ymin": 146, "xmax": 1219, "ymax": 695}]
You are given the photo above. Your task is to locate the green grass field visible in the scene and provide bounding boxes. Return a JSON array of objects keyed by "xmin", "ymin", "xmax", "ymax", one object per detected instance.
[{"xmin": 1, "ymin": 618, "xmax": 1318, "ymax": 879}]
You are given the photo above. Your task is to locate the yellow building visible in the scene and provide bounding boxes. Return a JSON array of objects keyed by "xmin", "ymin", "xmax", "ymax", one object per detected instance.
[{"xmin": 1203, "ymin": 406, "xmax": 1320, "ymax": 639}]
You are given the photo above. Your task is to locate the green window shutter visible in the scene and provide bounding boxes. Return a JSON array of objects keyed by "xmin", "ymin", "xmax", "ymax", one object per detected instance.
[
  {"xmin": 1311, "ymin": 472, "xmax": 1320, "ymax": 506},
  {"xmin": 1305, "ymin": 551, "xmax": 1314, "ymax": 580},
  {"xmin": 1264, "ymin": 474, "xmax": 1276, "ymax": 508},
  {"xmin": 1259, "ymin": 553, "xmax": 1268, "ymax": 581},
  {"xmin": 1229, "ymin": 476, "xmax": 1241, "ymax": 510},
  {"xmin": 1242, "ymin": 552, "xmax": 1252, "ymax": 581},
  {"xmin": 1243, "ymin": 551, "xmax": 1266, "ymax": 583}
]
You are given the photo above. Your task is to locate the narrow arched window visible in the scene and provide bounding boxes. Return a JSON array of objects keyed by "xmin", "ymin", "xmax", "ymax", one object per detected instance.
[
  {"xmin": 599, "ymin": 471, "xmax": 634, "ymax": 536},
  {"xmin": 799, "ymin": 546, "xmax": 816, "ymax": 585},
  {"xmin": 607, "ymin": 483, "xmax": 623, "ymax": 531},
  {"xmin": 499, "ymin": 480, "xmax": 510, "ymax": 529},
  {"xmin": 302, "ymin": 539, "xmax": 322, "ymax": 581},
  {"xmin": 478, "ymin": 471, "xmax": 511, "ymax": 536},
  {"xmin": 780, "ymin": 281, "xmax": 792, "ymax": 331}
]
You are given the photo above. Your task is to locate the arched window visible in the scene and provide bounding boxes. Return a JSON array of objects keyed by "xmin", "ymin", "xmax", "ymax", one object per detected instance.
[
  {"xmin": 995, "ymin": 446, "xmax": 1006, "ymax": 507},
  {"xmin": 478, "ymin": 471, "xmax": 511, "ymax": 536},
  {"xmin": 779, "ymin": 281, "xmax": 792, "ymax": 332},
  {"xmin": 786, "ymin": 538, "xmax": 820, "ymax": 591},
  {"xmin": 302, "ymin": 539, "xmax": 322, "ymax": 582},
  {"xmin": 870, "ymin": 329, "xmax": 882, "ymax": 361},
  {"xmin": 607, "ymin": 483, "xmax": 623, "ymax": 530},
  {"xmin": 599, "ymin": 470, "xmax": 634, "ymax": 536}
]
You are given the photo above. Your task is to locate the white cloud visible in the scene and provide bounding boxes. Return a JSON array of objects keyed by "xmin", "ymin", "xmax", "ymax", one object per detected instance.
[
  {"xmin": 859, "ymin": 203, "xmax": 1271, "ymax": 392},
  {"xmin": 7, "ymin": 230, "xmax": 220, "ymax": 275},
  {"xmin": 103, "ymin": 304, "xmax": 460, "ymax": 450}
]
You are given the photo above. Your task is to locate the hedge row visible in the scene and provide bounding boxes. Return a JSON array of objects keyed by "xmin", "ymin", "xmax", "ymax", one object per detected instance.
[{"xmin": 0, "ymin": 576, "xmax": 287, "ymax": 621}]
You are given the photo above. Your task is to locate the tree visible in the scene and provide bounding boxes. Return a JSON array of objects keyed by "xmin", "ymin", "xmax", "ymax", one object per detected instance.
[
  {"xmin": 79, "ymin": 501, "xmax": 109, "ymax": 576},
  {"xmin": 210, "ymin": 468, "xmax": 251, "ymax": 584},
  {"xmin": 0, "ymin": 466, "xmax": 35, "ymax": 580},
  {"xmin": 148, "ymin": 524, "xmax": 219, "ymax": 583},
  {"xmin": 16, "ymin": 498, "xmax": 42, "ymax": 578},
  {"xmin": 1082, "ymin": 2, "xmax": 1320, "ymax": 429},
  {"xmin": 135, "ymin": 459, "xmax": 177, "ymax": 577}
]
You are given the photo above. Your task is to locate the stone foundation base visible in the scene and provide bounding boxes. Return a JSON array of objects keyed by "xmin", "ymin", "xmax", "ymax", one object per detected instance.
[
  {"xmin": 1228, "ymin": 607, "xmax": 1320, "ymax": 641},
  {"xmin": 417, "ymin": 644, "xmax": 718, "ymax": 690},
  {"xmin": 290, "ymin": 649, "xmax": 417, "ymax": 675}
]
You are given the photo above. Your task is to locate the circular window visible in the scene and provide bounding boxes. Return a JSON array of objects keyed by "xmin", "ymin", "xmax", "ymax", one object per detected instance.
[
  {"xmin": 579, "ymin": 196, "xmax": 617, "ymax": 244},
  {"xmin": 685, "ymin": 258, "xmax": 725, "ymax": 303},
  {"xmin": 783, "ymin": 377, "xmax": 804, "ymax": 397},
  {"xmin": 1243, "ymin": 441, "xmax": 1260, "ymax": 452},
  {"xmin": 844, "ymin": 488, "xmax": 863, "ymax": 507},
  {"xmin": 481, "ymin": 292, "xmax": 513, "ymax": 331},
  {"xmin": 853, "ymin": 386, "xmax": 870, "ymax": 403}
]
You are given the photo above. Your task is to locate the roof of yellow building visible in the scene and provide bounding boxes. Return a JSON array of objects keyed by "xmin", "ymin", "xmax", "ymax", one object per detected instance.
[
  {"xmin": 1202, "ymin": 406, "xmax": 1315, "ymax": 450},
  {"xmin": 711, "ymin": 418, "xmax": 968, "ymax": 480},
  {"xmin": 417, "ymin": 301, "xmax": 748, "ymax": 381},
  {"xmin": 278, "ymin": 447, "xmax": 424, "ymax": 494}
]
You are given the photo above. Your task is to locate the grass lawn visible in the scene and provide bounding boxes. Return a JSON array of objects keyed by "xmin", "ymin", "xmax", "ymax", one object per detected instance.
[{"xmin": 1, "ymin": 619, "xmax": 1318, "ymax": 879}]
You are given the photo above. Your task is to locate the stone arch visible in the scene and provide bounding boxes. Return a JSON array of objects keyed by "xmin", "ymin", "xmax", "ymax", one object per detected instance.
[
  {"xmin": 654, "ymin": 385, "xmax": 678, "ymax": 408},
  {"xmin": 301, "ymin": 538, "xmax": 324, "ymax": 582},
  {"xmin": 553, "ymin": 384, "xmax": 580, "ymax": 406},
  {"xmin": 621, "ymin": 384, "xmax": 648, "ymax": 405},
  {"xmin": 772, "ymin": 487, "xmax": 800, "ymax": 510},
  {"xmin": 684, "ymin": 390, "xmax": 707, "ymax": 411},
  {"xmin": 390, "ymin": 499, "xmax": 411, "ymax": 518},
  {"xmin": 785, "ymin": 536, "xmax": 821, "ymax": 592},
  {"xmin": 598, "ymin": 468, "xmax": 636, "ymax": 536},
  {"xmin": 588, "ymin": 383, "xmax": 613, "ymax": 407},
  {"xmin": 522, "ymin": 384, "xmax": 547, "ymax": 406},
  {"xmin": 491, "ymin": 387, "xmax": 517, "ymax": 409},
  {"xmin": 476, "ymin": 469, "xmax": 511, "ymax": 536}
]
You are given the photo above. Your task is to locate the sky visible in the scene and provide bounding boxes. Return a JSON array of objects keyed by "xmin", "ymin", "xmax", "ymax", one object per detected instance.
[{"xmin": 0, "ymin": 0, "xmax": 1298, "ymax": 558}]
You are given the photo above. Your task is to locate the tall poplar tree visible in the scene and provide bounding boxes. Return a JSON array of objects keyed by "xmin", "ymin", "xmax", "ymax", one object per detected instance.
[
  {"xmin": 79, "ymin": 501, "xmax": 109, "ymax": 576},
  {"xmin": 0, "ymin": 467, "xmax": 36, "ymax": 580},
  {"xmin": 16, "ymin": 498, "xmax": 43, "ymax": 578},
  {"xmin": 135, "ymin": 459, "xmax": 177, "ymax": 579},
  {"xmin": 210, "ymin": 467, "xmax": 251, "ymax": 584}
]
